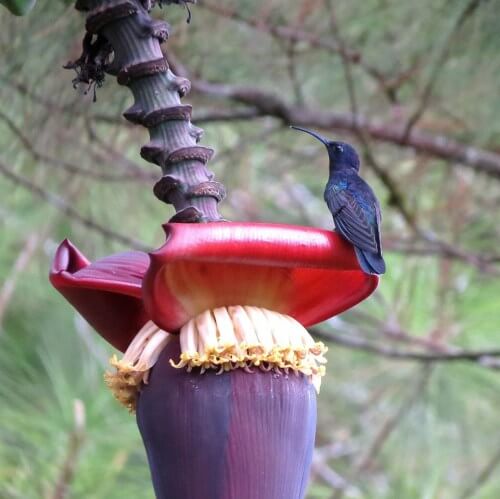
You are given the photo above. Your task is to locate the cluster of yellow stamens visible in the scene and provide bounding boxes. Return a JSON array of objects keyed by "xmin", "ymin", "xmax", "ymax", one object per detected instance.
[
  {"xmin": 171, "ymin": 306, "xmax": 327, "ymax": 392},
  {"xmin": 105, "ymin": 307, "xmax": 328, "ymax": 411},
  {"xmin": 104, "ymin": 321, "xmax": 171, "ymax": 412}
]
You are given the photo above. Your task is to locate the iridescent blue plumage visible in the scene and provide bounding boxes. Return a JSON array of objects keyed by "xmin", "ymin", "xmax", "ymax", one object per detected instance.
[{"xmin": 291, "ymin": 126, "xmax": 386, "ymax": 275}]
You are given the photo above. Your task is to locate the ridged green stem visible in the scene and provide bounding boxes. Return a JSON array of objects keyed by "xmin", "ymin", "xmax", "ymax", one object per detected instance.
[{"xmin": 72, "ymin": 0, "xmax": 223, "ymax": 222}]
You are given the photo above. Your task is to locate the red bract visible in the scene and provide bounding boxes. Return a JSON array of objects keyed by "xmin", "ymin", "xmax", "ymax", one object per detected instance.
[
  {"xmin": 50, "ymin": 223, "xmax": 378, "ymax": 351},
  {"xmin": 50, "ymin": 239, "xmax": 150, "ymax": 352},
  {"xmin": 145, "ymin": 222, "xmax": 378, "ymax": 332}
]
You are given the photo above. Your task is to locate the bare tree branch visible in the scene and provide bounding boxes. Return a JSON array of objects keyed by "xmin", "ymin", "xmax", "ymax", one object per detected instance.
[
  {"xmin": 384, "ymin": 238, "xmax": 500, "ymax": 267},
  {"xmin": 167, "ymin": 53, "xmax": 500, "ymax": 178},
  {"xmin": 193, "ymin": 107, "xmax": 266, "ymax": 123},
  {"xmin": 168, "ymin": 53, "xmax": 500, "ymax": 274},
  {"xmin": 311, "ymin": 326, "xmax": 500, "ymax": 366},
  {"xmin": 2, "ymin": 77, "xmax": 266, "ymax": 127}
]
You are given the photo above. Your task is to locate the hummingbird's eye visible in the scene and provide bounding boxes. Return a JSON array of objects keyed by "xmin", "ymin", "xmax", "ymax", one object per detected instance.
[{"xmin": 334, "ymin": 144, "xmax": 343, "ymax": 153}]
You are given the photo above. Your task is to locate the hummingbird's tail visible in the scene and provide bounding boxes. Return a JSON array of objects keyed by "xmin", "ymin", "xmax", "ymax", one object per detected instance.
[{"xmin": 354, "ymin": 247, "xmax": 386, "ymax": 275}]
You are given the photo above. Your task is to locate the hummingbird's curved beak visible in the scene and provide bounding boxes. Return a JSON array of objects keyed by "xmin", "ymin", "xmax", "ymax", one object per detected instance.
[{"xmin": 290, "ymin": 126, "xmax": 329, "ymax": 146}]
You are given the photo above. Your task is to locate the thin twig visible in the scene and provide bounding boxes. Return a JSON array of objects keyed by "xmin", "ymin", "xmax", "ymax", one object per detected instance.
[
  {"xmin": 0, "ymin": 159, "xmax": 148, "ymax": 250},
  {"xmin": 0, "ymin": 77, "xmax": 124, "ymax": 127},
  {"xmin": 51, "ymin": 400, "xmax": 86, "ymax": 499},
  {"xmin": 83, "ymin": 121, "xmax": 157, "ymax": 182},
  {"xmin": 197, "ymin": 0, "xmax": 417, "ymax": 100},
  {"xmin": 402, "ymin": 0, "xmax": 484, "ymax": 140},
  {"xmin": 384, "ymin": 237, "xmax": 500, "ymax": 267},
  {"xmin": 284, "ymin": 40, "xmax": 305, "ymax": 106},
  {"xmin": 0, "ymin": 111, "xmax": 145, "ymax": 182},
  {"xmin": 459, "ymin": 444, "xmax": 500, "ymax": 499},
  {"xmin": 355, "ymin": 365, "xmax": 433, "ymax": 472},
  {"xmin": 0, "ymin": 230, "xmax": 49, "ymax": 327},
  {"xmin": 312, "ymin": 453, "xmax": 357, "ymax": 494},
  {"xmin": 311, "ymin": 326, "xmax": 500, "ymax": 366},
  {"xmin": 325, "ymin": 0, "xmax": 416, "ymax": 229},
  {"xmin": 194, "ymin": 107, "xmax": 266, "ymax": 123},
  {"xmin": 331, "ymin": 366, "xmax": 433, "ymax": 499},
  {"xmin": 197, "ymin": 0, "xmax": 359, "ymax": 61}
]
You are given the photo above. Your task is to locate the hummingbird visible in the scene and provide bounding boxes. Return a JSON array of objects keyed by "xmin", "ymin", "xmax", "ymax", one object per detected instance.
[{"xmin": 291, "ymin": 126, "xmax": 386, "ymax": 275}]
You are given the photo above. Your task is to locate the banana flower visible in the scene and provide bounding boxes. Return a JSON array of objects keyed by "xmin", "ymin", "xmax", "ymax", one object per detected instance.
[{"xmin": 50, "ymin": 222, "xmax": 377, "ymax": 498}]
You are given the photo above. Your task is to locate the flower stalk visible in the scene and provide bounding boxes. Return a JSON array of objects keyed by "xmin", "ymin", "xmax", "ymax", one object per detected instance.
[{"xmin": 67, "ymin": 0, "xmax": 224, "ymax": 222}]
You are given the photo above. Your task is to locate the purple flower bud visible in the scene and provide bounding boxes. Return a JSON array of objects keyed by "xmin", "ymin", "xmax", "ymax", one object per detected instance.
[{"xmin": 137, "ymin": 338, "xmax": 317, "ymax": 499}]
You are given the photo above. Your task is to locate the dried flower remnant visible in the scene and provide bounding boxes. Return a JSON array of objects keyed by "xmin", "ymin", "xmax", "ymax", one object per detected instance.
[{"xmin": 63, "ymin": 33, "xmax": 113, "ymax": 101}]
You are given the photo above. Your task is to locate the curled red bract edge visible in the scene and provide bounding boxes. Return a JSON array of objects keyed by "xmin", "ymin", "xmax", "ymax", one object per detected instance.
[
  {"xmin": 144, "ymin": 222, "xmax": 378, "ymax": 332},
  {"xmin": 50, "ymin": 223, "xmax": 378, "ymax": 351},
  {"xmin": 49, "ymin": 239, "xmax": 150, "ymax": 352}
]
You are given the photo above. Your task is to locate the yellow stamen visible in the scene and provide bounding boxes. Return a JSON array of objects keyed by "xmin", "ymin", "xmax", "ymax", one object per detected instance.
[
  {"xmin": 170, "ymin": 306, "xmax": 327, "ymax": 392},
  {"xmin": 107, "ymin": 308, "xmax": 328, "ymax": 413},
  {"xmin": 104, "ymin": 321, "xmax": 171, "ymax": 412}
]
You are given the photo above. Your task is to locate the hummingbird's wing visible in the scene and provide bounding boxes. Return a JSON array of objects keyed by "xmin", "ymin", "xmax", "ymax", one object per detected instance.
[
  {"xmin": 373, "ymin": 201, "xmax": 383, "ymax": 256},
  {"xmin": 326, "ymin": 186, "xmax": 380, "ymax": 255}
]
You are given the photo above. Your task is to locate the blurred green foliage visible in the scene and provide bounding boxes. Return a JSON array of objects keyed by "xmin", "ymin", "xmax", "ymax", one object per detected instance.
[
  {"xmin": 0, "ymin": 0, "xmax": 37, "ymax": 16},
  {"xmin": 1, "ymin": 0, "xmax": 500, "ymax": 498}
]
